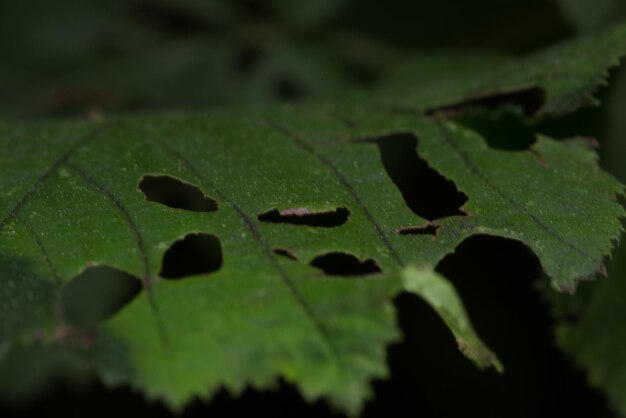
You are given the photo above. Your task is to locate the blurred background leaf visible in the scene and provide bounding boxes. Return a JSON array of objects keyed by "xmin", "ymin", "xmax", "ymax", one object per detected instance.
[{"xmin": 0, "ymin": 0, "xmax": 578, "ymax": 119}]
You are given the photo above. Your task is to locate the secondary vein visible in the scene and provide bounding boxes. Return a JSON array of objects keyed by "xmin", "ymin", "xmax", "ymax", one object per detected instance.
[
  {"xmin": 0, "ymin": 126, "xmax": 103, "ymax": 231},
  {"xmin": 433, "ymin": 118, "xmax": 597, "ymax": 264},
  {"xmin": 262, "ymin": 117, "xmax": 404, "ymax": 267},
  {"xmin": 15, "ymin": 214, "xmax": 61, "ymax": 286},
  {"xmin": 64, "ymin": 161, "xmax": 169, "ymax": 346},
  {"xmin": 159, "ymin": 142, "xmax": 341, "ymax": 359}
]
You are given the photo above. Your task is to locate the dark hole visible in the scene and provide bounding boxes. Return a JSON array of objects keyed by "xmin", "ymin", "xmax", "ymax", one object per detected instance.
[
  {"xmin": 160, "ymin": 233, "xmax": 223, "ymax": 279},
  {"xmin": 139, "ymin": 175, "xmax": 218, "ymax": 212},
  {"xmin": 426, "ymin": 87, "xmax": 546, "ymax": 118},
  {"xmin": 454, "ymin": 101, "xmax": 607, "ymax": 151},
  {"xmin": 374, "ymin": 133, "xmax": 468, "ymax": 221},
  {"xmin": 453, "ymin": 107, "xmax": 538, "ymax": 151},
  {"xmin": 273, "ymin": 75, "xmax": 304, "ymax": 101},
  {"xmin": 129, "ymin": 1, "xmax": 214, "ymax": 35},
  {"xmin": 397, "ymin": 224, "xmax": 440, "ymax": 236},
  {"xmin": 365, "ymin": 235, "xmax": 606, "ymax": 418},
  {"xmin": 233, "ymin": 43, "xmax": 264, "ymax": 76},
  {"xmin": 61, "ymin": 266, "xmax": 142, "ymax": 328},
  {"xmin": 241, "ymin": 0, "xmax": 273, "ymax": 18},
  {"xmin": 273, "ymin": 248, "xmax": 298, "ymax": 260},
  {"xmin": 310, "ymin": 252, "xmax": 382, "ymax": 277},
  {"xmin": 258, "ymin": 207, "xmax": 350, "ymax": 227}
]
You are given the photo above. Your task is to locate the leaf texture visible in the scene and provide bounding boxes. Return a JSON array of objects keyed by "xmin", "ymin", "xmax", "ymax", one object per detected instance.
[{"xmin": 1, "ymin": 22, "xmax": 626, "ymax": 414}]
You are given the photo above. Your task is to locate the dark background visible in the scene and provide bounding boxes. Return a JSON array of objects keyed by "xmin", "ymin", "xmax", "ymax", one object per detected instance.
[{"xmin": 1, "ymin": 1, "xmax": 625, "ymax": 417}]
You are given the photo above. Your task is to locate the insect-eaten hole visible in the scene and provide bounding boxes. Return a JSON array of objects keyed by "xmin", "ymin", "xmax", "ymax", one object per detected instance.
[
  {"xmin": 373, "ymin": 133, "xmax": 468, "ymax": 221},
  {"xmin": 397, "ymin": 224, "xmax": 441, "ymax": 236},
  {"xmin": 258, "ymin": 207, "xmax": 350, "ymax": 227},
  {"xmin": 453, "ymin": 107, "xmax": 539, "ymax": 151},
  {"xmin": 160, "ymin": 233, "xmax": 223, "ymax": 279},
  {"xmin": 273, "ymin": 248, "xmax": 298, "ymax": 260},
  {"xmin": 139, "ymin": 174, "xmax": 218, "ymax": 212},
  {"xmin": 426, "ymin": 87, "xmax": 546, "ymax": 118},
  {"xmin": 310, "ymin": 252, "xmax": 382, "ymax": 277},
  {"xmin": 61, "ymin": 265, "xmax": 142, "ymax": 329},
  {"xmin": 272, "ymin": 74, "xmax": 305, "ymax": 101}
]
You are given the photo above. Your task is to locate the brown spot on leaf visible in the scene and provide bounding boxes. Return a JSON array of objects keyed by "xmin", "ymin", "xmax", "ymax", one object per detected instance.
[{"xmin": 397, "ymin": 224, "xmax": 441, "ymax": 237}]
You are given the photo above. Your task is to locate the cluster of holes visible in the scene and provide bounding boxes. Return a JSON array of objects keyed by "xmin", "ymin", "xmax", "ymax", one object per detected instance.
[{"xmin": 62, "ymin": 132, "xmax": 475, "ymax": 322}]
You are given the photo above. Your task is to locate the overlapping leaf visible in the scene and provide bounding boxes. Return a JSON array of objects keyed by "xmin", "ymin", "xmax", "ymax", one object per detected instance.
[{"xmin": 543, "ymin": 64, "xmax": 626, "ymax": 417}]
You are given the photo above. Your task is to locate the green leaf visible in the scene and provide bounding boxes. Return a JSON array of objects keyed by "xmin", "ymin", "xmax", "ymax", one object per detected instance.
[
  {"xmin": 543, "ymin": 66, "xmax": 626, "ymax": 417},
  {"xmin": 379, "ymin": 22, "xmax": 626, "ymax": 117},
  {"xmin": 557, "ymin": 0, "xmax": 618, "ymax": 31},
  {"xmin": 1, "ymin": 22, "xmax": 626, "ymax": 415},
  {"xmin": 401, "ymin": 266, "xmax": 501, "ymax": 371}
]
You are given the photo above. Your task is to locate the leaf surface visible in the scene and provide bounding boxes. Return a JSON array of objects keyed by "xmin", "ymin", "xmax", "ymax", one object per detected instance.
[
  {"xmin": 380, "ymin": 22, "xmax": 626, "ymax": 117},
  {"xmin": 1, "ymin": 23, "xmax": 626, "ymax": 414},
  {"xmin": 543, "ymin": 64, "xmax": 626, "ymax": 417}
]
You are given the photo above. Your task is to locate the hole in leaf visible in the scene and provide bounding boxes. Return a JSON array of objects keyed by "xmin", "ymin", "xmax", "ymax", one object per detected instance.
[
  {"xmin": 139, "ymin": 175, "xmax": 218, "ymax": 212},
  {"xmin": 232, "ymin": 43, "xmax": 264, "ymax": 76},
  {"xmin": 258, "ymin": 207, "xmax": 350, "ymax": 227},
  {"xmin": 453, "ymin": 106, "xmax": 538, "ymax": 151},
  {"xmin": 273, "ymin": 74, "xmax": 304, "ymax": 101},
  {"xmin": 160, "ymin": 233, "xmax": 223, "ymax": 279},
  {"xmin": 426, "ymin": 87, "xmax": 546, "ymax": 118},
  {"xmin": 374, "ymin": 133, "xmax": 468, "ymax": 220},
  {"xmin": 310, "ymin": 252, "xmax": 382, "ymax": 276},
  {"xmin": 454, "ymin": 102, "xmax": 607, "ymax": 151},
  {"xmin": 273, "ymin": 248, "xmax": 298, "ymax": 260},
  {"xmin": 398, "ymin": 224, "xmax": 440, "ymax": 236},
  {"xmin": 436, "ymin": 234, "xmax": 541, "ymax": 279},
  {"xmin": 129, "ymin": 1, "xmax": 214, "ymax": 35},
  {"xmin": 61, "ymin": 266, "xmax": 142, "ymax": 328}
]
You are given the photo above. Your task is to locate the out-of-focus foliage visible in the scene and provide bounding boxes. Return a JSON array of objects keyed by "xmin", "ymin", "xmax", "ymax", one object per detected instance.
[
  {"xmin": 544, "ymin": 65, "xmax": 626, "ymax": 417},
  {"xmin": 558, "ymin": 0, "xmax": 625, "ymax": 31},
  {"xmin": 0, "ymin": 0, "xmax": 572, "ymax": 119}
]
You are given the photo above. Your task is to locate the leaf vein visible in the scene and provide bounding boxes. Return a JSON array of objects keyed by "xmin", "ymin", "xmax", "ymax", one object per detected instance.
[
  {"xmin": 433, "ymin": 119, "xmax": 597, "ymax": 265},
  {"xmin": 64, "ymin": 161, "xmax": 169, "ymax": 345},
  {"xmin": 15, "ymin": 214, "xmax": 61, "ymax": 286},
  {"xmin": 158, "ymin": 142, "xmax": 342, "ymax": 360},
  {"xmin": 262, "ymin": 118, "xmax": 404, "ymax": 266},
  {"xmin": 0, "ymin": 127, "xmax": 102, "ymax": 232}
]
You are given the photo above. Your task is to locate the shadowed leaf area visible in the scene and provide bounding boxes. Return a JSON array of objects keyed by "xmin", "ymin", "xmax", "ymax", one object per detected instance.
[
  {"xmin": 61, "ymin": 266, "xmax": 143, "ymax": 328},
  {"xmin": 0, "ymin": 237, "xmax": 614, "ymax": 418}
]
